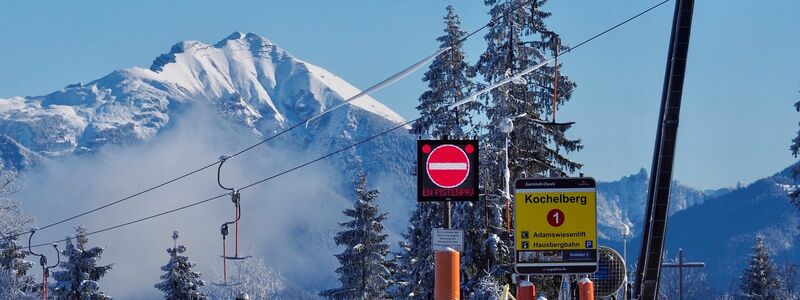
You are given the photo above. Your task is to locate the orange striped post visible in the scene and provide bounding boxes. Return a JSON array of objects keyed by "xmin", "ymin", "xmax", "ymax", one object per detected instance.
[
  {"xmin": 516, "ymin": 278, "xmax": 536, "ymax": 300},
  {"xmin": 578, "ymin": 277, "xmax": 594, "ymax": 300},
  {"xmin": 434, "ymin": 248, "xmax": 460, "ymax": 300}
]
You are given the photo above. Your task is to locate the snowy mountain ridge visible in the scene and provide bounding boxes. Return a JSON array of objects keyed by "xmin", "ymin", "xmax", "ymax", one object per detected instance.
[
  {"xmin": 595, "ymin": 168, "xmax": 708, "ymax": 241},
  {"xmin": 0, "ymin": 32, "xmax": 417, "ymax": 296},
  {"xmin": 0, "ymin": 32, "xmax": 406, "ymax": 165}
]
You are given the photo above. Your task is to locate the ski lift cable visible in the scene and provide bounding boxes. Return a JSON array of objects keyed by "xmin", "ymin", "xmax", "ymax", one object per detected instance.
[
  {"xmin": 0, "ymin": 1, "xmax": 537, "ymax": 242},
  {"xmin": 24, "ymin": 0, "xmax": 671, "ymax": 249},
  {"xmin": 28, "ymin": 118, "xmax": 415, "ymax": 249},
  {"xmin": 28, "ymin": 192, "xmax": 231, "ymax": 248},
  {"xmin": 0, "ymin": 159, "xmax": 223, "ymax": 241},
  {"xmin": 450, "ymin": 0, "xmax": 671, "ymax": 110}
]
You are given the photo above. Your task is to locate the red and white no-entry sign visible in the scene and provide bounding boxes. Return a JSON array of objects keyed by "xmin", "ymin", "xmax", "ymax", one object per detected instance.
[
  {"xmin": 417, "ymin": 140, "xmax": 479, "ymax": 202},
  {"xmin": 426, "ymin": 144, "xmax": 470, "ymax": 188}
]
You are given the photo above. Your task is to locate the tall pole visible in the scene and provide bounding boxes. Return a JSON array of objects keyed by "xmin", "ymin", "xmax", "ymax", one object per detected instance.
[
  {"xmin": 504, "ymin": 133, "xmax": 511, "ymax": 232},
  {"xmin": 622, "ymin": 225, "xmax": 631, "ymax": 299},
  {"xmin": 634, "ymin": 0, "xmax": 695, "ymax": 297}
]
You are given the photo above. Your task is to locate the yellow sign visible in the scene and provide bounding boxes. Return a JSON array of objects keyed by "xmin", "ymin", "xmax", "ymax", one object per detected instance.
[{"xmin": 514, "ymin": 177, "xmax": 597, "ymax": 274}]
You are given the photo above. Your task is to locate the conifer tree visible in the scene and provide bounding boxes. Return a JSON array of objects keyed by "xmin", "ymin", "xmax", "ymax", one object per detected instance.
[
  {"xmin": 396, "ymin": 6, "xmax": 478, "ymax": 298},
  {"xmin": 205, "ymin": 254, "xmax": 284, "ymax": 299},
  {"xmin": 410, "ymin": 5, "xmax": 479, "ymax": 139},
  {"xmin": 50, "ymin": 226, "xmax": 112, "ymax": 300},
  {"xmin": 469, "ymin": 0, "xmax": 582, "ymax": 292},
  {"xmin": 738, "ymin": 236, "xmax": 783, "ymax": 299},
  {"xmin": 790, "ymin": 89, "xmax": 800, "ymax": 202},
  {"xmin": 321, "ymin": 174, "xmax": 391, "ymax": 300},
  {"xmin": 0, "ymin": 268, "xmax": 36, "ymax": 300},
  {"xmin": 392, "ymin": 203, "xmax": 442, "ymax": 299},
  {"xmin": 0, "ymin": 236, "xmax": 36, "ymax": 296},
  {"xmin": 468, "ymin": 274, "xmax": 502, "ymax": 300},
  {"xmin": 154, "ymin": 231, "xmax": 207, "ymax": 300}
]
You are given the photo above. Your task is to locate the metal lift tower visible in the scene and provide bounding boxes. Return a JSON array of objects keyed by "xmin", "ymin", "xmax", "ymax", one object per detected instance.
[{"xmin": 633, "ymin": 0, "xmax": 695, "ymax": 299}]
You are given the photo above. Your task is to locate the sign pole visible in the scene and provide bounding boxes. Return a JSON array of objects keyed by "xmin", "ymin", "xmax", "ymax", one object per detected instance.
[
  {"xmin": 420, "ymin": 137, "xmax": 476, "ymax": 300},
  {"xmin": 442, "ymin": 135, "xmax": 451, "ymax": 230},
  {"xmin": 444, "ymin": 201, "xmax": 451, "ymax": 229}
]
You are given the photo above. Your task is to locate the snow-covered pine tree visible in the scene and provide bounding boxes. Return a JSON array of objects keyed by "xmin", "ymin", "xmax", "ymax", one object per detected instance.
[
  {"xmin": 0, "ymin": 170, "xmax": 36, "ymax": 299},
  {"xmin": 394, "ymin": 6, "xmax": 480, "ymax": 299},
  {"xmin": 154, "ymin": 231, "xmax": 207, "ymax": 300},
  {"xmin": 205, "ymin": 254, "xmax": 285, "ymax": 299},
  {"xmin": 410, "ymin": 4, "xmax": 479, "ymax": 139},
  {"xmin": 392, "ymin": 202, "xmax": 442, "ymax": 299},
  {"xmin": 738, "ymin": 235, "xmax": 783, "ymax": 299},
  {"xmin": 469, "ymin": 0, "xmax": 582, "ymax": 293},
  {"xmin": 467, "ymin": 274, "xmax": 502, "ymax": 300},
  {"xmin": 50, "ymin": 226, "xmax": 112, "ymax": 300},
  {"xmin": 0, "ymin": 170, "xmax": 31, "ymax": 239},
  {"xmin": 320, "ymin": 174, "xmax": 391, "ymax": 300},
  {"xmin": 0, "ymin": 236, "xmax": 36, "ymax": 296},
  {"xmin": 0, "ymin": 270, "xmax": 35, "ymax": 300},
  {"xmin": 790, "ymin": 89, "xmax": 800, "ymax": 202}
]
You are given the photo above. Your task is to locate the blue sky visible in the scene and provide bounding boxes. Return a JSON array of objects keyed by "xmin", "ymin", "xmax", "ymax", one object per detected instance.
[{"xmin": 1, "ymin": 0, "xmax": 798, "ymax": 189}]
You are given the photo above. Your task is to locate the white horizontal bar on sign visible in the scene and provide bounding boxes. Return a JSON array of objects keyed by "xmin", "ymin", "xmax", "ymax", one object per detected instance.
[
  {"xmin": 515, "ymin": 188, "xmax": 596, "ymax": 193},
  {"xmin": 428, "ymin": 163, "xmax": 468, "ymax": 170},
  {"xmin": 516, "ymin": 262, "xmax": 597, "ymax": 267}
]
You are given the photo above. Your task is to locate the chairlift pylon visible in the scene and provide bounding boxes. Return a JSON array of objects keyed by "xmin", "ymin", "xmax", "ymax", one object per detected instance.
[
  {"xmin": 28, "ymin": 229, "xmax": 60, "ymax": 300},
  {"xmin": 214, "ymin": 156, "xmax": 251, "ymax": 287}
]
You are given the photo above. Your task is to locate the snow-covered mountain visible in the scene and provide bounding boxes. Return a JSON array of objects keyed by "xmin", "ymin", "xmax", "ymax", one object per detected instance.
[
  {"xmin": 0, "ymin": 31, "xmax": 416, "ymax": 208},
  {"xmin": 598, "ymin": 164, "xmax": 800, "ymax": 292},
  {"xmin": 0, "ymin": 31, "xmax": 408, "ymax": 169},
  {"xmin": 595, "ymin": 168, "xmax": 708, "ymax": 241},
  {"xmin": 665, "ymin": 163, "xmax": 800, "ymax": 291},
  {"xmin": 0, "ymin": 32, "xmax": 416, "ymax": 296}
]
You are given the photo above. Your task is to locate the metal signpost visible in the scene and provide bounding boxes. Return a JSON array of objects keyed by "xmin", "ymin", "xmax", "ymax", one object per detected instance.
[
  {"xmin": 418, "ymin": 139, "xmax": 478, "ymax": 300},
  {"xmin": 514, "ymin": 177, "xmax": 598, "ymax": 275}
]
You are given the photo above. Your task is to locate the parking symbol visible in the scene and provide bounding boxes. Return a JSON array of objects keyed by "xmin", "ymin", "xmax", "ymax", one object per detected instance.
[
  {"xmin": 522, "ymin": 241, "xmax": 529, "ymax": 249},
  {"xmin": 521, "ymin": 231, "xmax": 529, "ymax": 239},
  {"xmin": 585, "ymin": 240, "xmax": 593, "ymax": 249}
]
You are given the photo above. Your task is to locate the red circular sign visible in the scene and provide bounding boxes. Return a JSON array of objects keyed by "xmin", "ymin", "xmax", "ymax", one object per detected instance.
[
  {"xmin": 426, "ymin": 144, "xmax": 470, "ymax": 188},
  {"xmin": 547, "ymin": 209, "xmax": 565, "ymax": 227}
]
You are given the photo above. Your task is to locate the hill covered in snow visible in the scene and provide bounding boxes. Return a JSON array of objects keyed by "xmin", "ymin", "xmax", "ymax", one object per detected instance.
[{"xmin": 1, "ymin": 32, "xmax": 416, "ymax": 297}]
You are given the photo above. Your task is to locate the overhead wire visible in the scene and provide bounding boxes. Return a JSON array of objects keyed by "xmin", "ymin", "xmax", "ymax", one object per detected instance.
[
  {"xmin": 26, "ymin": 0, "xmax": 672, "ymax": 249},
  {"xmin": 0, "ymin": 0, "xmax": 540, "ymax": 242}
]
